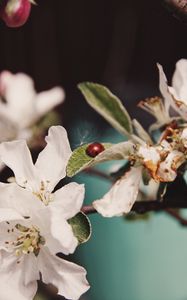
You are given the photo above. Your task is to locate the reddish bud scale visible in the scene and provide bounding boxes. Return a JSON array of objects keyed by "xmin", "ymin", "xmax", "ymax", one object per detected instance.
[
  {"xmin": 0, "ymin": 0, "xmax": 31, "ymax": 28},
  {"xmin": 86, "ymin": 142, "xmax": 105, "ymax": 158}
]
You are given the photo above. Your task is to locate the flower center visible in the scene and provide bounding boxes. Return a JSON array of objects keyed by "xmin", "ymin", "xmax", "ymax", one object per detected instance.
[
  {"xmin": 5, "ymin": 223, "xmax": 45, "ymax": 257},
  {"xmin": 33, "ymin": 181, "xmax": 53, "ymax": 206}
]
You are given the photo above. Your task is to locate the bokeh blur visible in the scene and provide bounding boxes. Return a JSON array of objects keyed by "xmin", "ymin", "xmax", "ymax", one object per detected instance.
[{"xmin": 1, "ymin": 0, "xmax": 187, "ymax": 299}]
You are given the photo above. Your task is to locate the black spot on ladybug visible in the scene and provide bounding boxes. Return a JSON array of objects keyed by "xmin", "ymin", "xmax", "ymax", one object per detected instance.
[{"xmin": 86, "ymin": 143, "xmax": 105, "ymax": 158}]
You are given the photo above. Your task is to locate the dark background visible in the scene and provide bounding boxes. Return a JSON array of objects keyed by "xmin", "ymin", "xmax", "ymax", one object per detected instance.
[
  {"xmin": 1, "ymin": 1, "xmax": 187, "ymax": 299},
  {"xmin": 1, "ymin": 0, "xmax": 187, "ymax": 130}
]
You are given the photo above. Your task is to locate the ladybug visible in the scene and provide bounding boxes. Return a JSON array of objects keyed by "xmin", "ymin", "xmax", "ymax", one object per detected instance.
[{"xmin": 86, "ymin": 142, "xmax": 105, "ymax": 158}]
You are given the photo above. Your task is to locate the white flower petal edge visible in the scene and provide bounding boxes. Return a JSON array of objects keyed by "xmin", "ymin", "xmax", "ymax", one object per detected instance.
[
  {"xmin": 157, "ymin": 63, "xmax": 173, "ymax": 117},
  {"xmin": 35, "ymin": 125, "xmax": 72, "ymax": 191},
  {"xmin": 0, "ymin": 71, "xmax": 65, "ymax": 140},
  {"xmin": 0, "ymin": 71, "xmax": 35, "ymax": 126},
  {"xmin": 0, "ymin": 139, "xmax": 38, "ymax": 190},
  {"xmin": 36, "ymin": 87, "xmax": 65, "ymax": 117},
  {"xmin": 53, "ymin": 182, "xmax": 85, "ymax": 219},
  {"xmin": 93, "ymin": 167, "xmax": 142, "ymax": 217},
  {"xmin": 0, "ymin": 251, "xmax": 38, "ymax": 300},
  {"xmin": 0, "ymin": 182, "xmax": 44, "ymax": 217},
  {"xmin": 172, "ymin": 59, "xmax": 187, "ymax": 102},
  {"xmin": 39, "ymin": 248, "xmax": 90, "ymax": 300},
  {"xmin": 0, "ymin": 125, "xmax": 72, "ymax": 192}
]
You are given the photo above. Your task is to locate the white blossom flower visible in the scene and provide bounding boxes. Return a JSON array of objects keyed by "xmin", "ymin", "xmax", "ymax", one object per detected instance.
[
  {"xmin": 0, "ymin": 125, "xmax": 72, "ymax": 206},
  {"xmin": 139, "ymin": 60, "xmax": 187, "ymax": 131},
  {"xmin": 0, "ymin": 184, "xmax": 89, "ymax": 300},
  {"xmin": 93, "ymin": 142, "xmax": 185, "ymax": 217},
  {"xmin": 138, "ymin": 96, "xmax": 172, "ymax": 132},
  {"xmin": 138, "ymin": 142, "xmax": 185, "ymax": 182},
  {"xmin": 0, "ymin": 71, "xmax": 65, "ymax": 142},
  {"xmin": 0, "ymin": 125, "xmax": 90, "ymax": 299}
]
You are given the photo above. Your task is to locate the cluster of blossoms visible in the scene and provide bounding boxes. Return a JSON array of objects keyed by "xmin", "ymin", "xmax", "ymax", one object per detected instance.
[
  {"xmin": 0, "ymin": 70, "xmax": 90, "ymax": 299},
  {"xmin": 90, "ymin": 59, "xmax": 187, "ymax": 216},
  {"xmin": 0, "ymin": 126, "xmax": 89, "ymax": 300},
  {"xmin": 67, "ymin": 59, "xmax": 187, "ymax": 219},
  {"xmin": 1, "ymin": 58, "xmax": 187, "ymax": 299}
]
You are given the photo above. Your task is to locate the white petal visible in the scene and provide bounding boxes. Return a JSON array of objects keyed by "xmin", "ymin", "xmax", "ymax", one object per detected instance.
[
  {"xmin": 35, "ymin": 206, "xmax": 78, "ymax": 255},
  {"xmin": 48, "ymin": 182, "xmax": 84, "ymax": 255},
  {"xmin": 0, "ymin": 207, "xmax": 23, "ymax": 222},
  {"xmin": 172, "ymin": 59, "xmax": 187, "ymax": 102},
  {"xmin": 0, "ymin": 72, "xmax": 36, "ymax": 127},
  {"xmin": 38, "ymin": 248, "xmax": 90, "ymax": 300},
  {"xmin": 93, "ymin": 167, "xmax": 142, "ymax": 217},
  {"xmin": 21, "ymin": 253, "xmax": 40, "ymax": 285},
  {"xmin": 47, "ymin": 217, "xmax": 78, "ymax": 255},
  {"xmin": 0, "ymin": 251, "xmax": 38, "ymax": 300},
  {"xmin": 36, "ymin": 87, "xmax": 65, "ymax": 117},
  {"xmin": 53, "ymin": 182, "xmax": 85, "ymax": 219},
  {"xmin": 35, "ymin": 126, "xmax": 72, "ymax": 191},
  {"xmin": 157, "ymin": 63, "xmax": 173, "ymax": 116},
  {"xmin": 0, "ymin": 140, "xmax": 38, "ymax": 190},
  {"xmin": 0, "ymin": 182, "xmax": 43, "ymax": 216},
  {"xmin": 138, "ymin": 145, "xmax": 160, "ymax": 165},
  {"xmin": 138, "ymin": 178, "xmax": 159, "ymax": 201},
  {"xmin": 0, "ymin": 110, "xmax": 17, "ymax": 142},
  {"xmin": 0, "ymin": 281, "xmax": 36, "ymax": 300}
]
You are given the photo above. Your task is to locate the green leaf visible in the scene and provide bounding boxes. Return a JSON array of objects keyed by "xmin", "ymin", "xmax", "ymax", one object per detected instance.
[
  {"xmin": 68, "ymin": 212, "xmax": 91, "ymax": 244},
  {"xmin": 67, "ymin": 141, "xmax": 135, "ymax": 177},
  {"xmin": 78, "ymin": 82, "xmax": 133, "ymax": 136}
]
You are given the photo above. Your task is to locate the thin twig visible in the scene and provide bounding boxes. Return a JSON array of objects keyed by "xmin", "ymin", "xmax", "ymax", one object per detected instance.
[{"xmin": 165, "ymin": 208, "xmax": 187, "ymax": 226}]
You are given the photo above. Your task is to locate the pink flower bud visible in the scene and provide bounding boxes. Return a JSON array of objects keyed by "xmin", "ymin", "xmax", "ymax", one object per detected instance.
[{"xmin": 0, "ymin": 0, "xmax": 31, "ymax": 28}]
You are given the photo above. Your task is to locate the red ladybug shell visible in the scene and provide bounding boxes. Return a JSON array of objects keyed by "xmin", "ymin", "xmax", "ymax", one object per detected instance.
[{"xmin": 86, "ymin": 142, "xmax": 105, "ymax": 158}]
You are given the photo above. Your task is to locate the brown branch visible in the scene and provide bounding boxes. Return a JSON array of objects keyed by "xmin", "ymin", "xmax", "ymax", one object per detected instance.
[
  {"xmin": 165, "ymin": 208, "xmax": 187, "ymax": 226},
  {"xmin": 82, "ymin": 200, "xmax": 187, "ymax": 215}
]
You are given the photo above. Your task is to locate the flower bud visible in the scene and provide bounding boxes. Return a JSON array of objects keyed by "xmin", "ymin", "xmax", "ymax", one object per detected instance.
[{"xmin": 0, "ymin": 0, "xmax": 31, "ymax": 28}]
